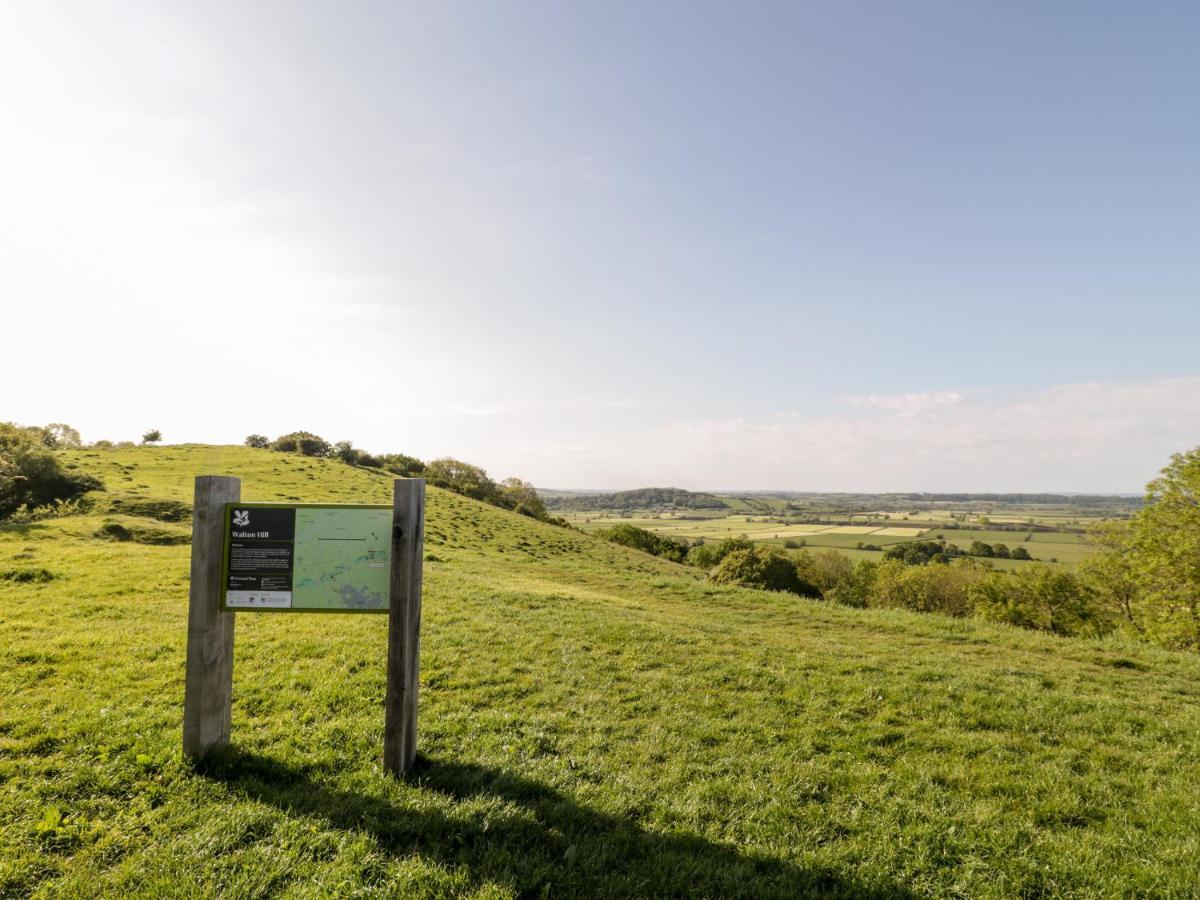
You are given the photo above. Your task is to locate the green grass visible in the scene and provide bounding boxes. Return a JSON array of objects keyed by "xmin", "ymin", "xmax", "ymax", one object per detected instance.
[{"xmin": 2, "ymin": 446, "xmax": 1199, "ymax": 897}]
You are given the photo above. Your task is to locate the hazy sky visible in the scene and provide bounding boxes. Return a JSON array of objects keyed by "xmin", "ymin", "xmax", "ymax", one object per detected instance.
[{"xmin": 3, "ymin": 1, "xmax": 1198, "ymax": 491}]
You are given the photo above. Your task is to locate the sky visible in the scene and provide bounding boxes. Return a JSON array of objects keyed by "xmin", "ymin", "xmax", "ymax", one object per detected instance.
[{"xmin": 2, "ymin": 1, "xmax": 1198, "ymax": 492}]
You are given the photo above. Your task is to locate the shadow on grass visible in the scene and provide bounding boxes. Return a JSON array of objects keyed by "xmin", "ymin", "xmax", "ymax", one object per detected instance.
[{"xmin": 199, "ymin": 749, "xmax": 914, "ymax": 898}]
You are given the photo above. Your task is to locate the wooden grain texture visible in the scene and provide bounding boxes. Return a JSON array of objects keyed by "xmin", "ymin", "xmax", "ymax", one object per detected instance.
[
  {"xmin": 182, "ymin": 475, "xmax": 240, "ymax": 760},
  {"xmin": 384, "ymin": 478, "xmax": 425, "ymax": 776}
]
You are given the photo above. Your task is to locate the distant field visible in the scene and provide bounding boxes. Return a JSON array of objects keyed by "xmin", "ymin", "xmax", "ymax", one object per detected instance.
[{"xmin": 566, "ymin": 508, "xmax": 1102, "ymax": 568}]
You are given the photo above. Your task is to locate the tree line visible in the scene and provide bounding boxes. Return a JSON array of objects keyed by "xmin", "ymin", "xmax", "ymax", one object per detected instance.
[
  {"xmin": 544, "ymin": 487, "xmax": 727, "ymax": 512},
  {"xmin": 246, "ymin": 431, "xmax": 566, "ymax": 526}
]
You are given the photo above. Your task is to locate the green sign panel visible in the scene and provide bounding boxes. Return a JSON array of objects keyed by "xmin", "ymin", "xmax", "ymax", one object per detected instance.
[{"xmin": 220, "ymin": 503, "xmax": 392, "ymax": 613}]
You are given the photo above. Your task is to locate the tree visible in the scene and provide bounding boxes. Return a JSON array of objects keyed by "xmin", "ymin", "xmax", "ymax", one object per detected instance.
[
  {"xmin": 0, "ymin": 423, "xmax": 102, "ymax": 520},
  {"xmin": 869, "ymin": 558, "xmax": 985, "ymax": 617},
  {"xmin": 270, "ymin": 431, "xmax": 332, "ymax": 457},
  {"xmin": 797, "ymin": 549, "xmax": 853, "ymax": 596},
  {"xmin": 825, "ymin": 560, "xmax": 878, "ymax": 608},
  {"xmin": 709, "ymin": 547, "xmax": 819, "ymax": 597},
  {"xmin": 379, "ymin": 453, "xmax": 425, "ymax": 478},
  {"xmin": 883, "ymin": 540, "xmax": 948, "ymax": 566},
  {"xmin": 42, "ymin": 423, "xmax": 82, "ymax": 449},
  {"xmin": 594, "ymin": 523, "xmax": 688, "ymax": 563},
  {"xmin": 1124, "ymin": 447, "xmax": 1200, "ymax": 648},
  {"xmin": 969, "ymin": 566, "xmax": 1109, "ymax": 638},
  {"xmin": 141, "ymin": 430, "xmax": 162, "ymax": 444},
  {"xmin": 687, "ymin": 537, "xmax": 753, "ymax": 569},
  {"xmin": 423, "ymin": 457, "xmax": 501, "ymax": 504},
  {"xmin": 244, "ymin": 434, "xmax": 270, "ymax": 449},
  {"xmin": 333, "ymin": 440, "xmax": 359, "ymax": 463},
  {"xmin": 500, "ymin": 477, "xmax": 546, "ymax": 519},
  {"xmin": 1079, "ymin": 520, "xmax": 1141, "ymax": 633},
  {"xmin": 1010, "ymin": 545, "xmax": 1032, "ymax": 560}
]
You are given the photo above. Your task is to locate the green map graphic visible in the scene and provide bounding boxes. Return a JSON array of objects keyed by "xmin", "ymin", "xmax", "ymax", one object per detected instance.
[{"xmin": 292, "ymin": 508, "xmax": 391, "ymax": 610}]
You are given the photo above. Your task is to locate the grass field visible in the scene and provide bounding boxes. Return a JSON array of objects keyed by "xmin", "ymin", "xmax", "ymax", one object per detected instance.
[{"xmin": 3, "ymin": 446, "xmax": 1199, "ymax": 897}]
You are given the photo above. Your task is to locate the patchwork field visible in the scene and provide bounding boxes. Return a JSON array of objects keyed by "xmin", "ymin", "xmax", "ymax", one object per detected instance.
[{"xmin": 567, "ymin": 507, "xmax": 1106, "ymax": 568}]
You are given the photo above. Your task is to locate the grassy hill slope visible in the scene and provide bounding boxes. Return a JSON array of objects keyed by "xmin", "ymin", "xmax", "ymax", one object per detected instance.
[{"xmin": 2, "ymin": 446, "xmax": 1199, "ymax": 897}]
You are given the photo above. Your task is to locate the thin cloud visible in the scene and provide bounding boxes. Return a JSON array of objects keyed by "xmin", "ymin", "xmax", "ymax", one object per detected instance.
[
  {"xmin": 638, "ymin": 377, "xmax": 1200, "ymax": 492},
  {"xmin": 843, "ymin": 391, "xmax": 964, "ymax": 414}
]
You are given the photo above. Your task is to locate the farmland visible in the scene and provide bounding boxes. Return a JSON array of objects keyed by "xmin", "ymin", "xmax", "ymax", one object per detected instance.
[
  {"xmin": 559, "ymin": 493, "xmax": 1133, "ymax": 569},
  {"xmin": 2, "ymin": 446, "xmax": 1198, "ymax": 897}
]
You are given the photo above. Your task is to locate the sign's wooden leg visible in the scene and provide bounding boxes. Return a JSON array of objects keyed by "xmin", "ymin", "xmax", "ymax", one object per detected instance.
[
  {"xmin": 183, "ymin": 475, "xmax": 240, "ymax": 760},
  {"xmin": 384, "ymin": 478, "xmax": 425, "ymax": 776}
]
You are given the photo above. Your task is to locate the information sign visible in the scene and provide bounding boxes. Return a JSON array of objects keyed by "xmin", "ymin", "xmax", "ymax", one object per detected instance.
[{"xmin": 220, "ymin": 503, "xmax": 392, "ymax": 612}]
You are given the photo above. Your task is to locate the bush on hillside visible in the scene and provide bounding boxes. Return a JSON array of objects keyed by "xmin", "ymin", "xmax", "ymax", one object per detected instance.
[
  {"xmin": 824, "ymin": 560, "xmax": 879, "ymax": 608},
  {"xmin": 42, "ymin": 424, "xmax": 82, "ymax": 449},
  {"xmin": 0, "ymin": 423, "xmax": 102, "ymax": 521},
  {"xmin": 687, "ymin": 537, "xmax": 753, "ymax": 569},
  {"xmin": 593, "ymin": 523, "xmax": 688, "ymax": 563},
  {"xmin": 796, "ymin": 549, "xmax": 853, "ymax": 596},
  {"xmin": 868, "ymin": 558, "xmax": 986, "ymax": 618},
  {"xmin": 244, "ymin": 434, "xmax": 270, "ymax": 448},
  {"xmin": 1092, "ymin": 446, "xmax": 1200, "ymax": 649},
  {"xmin": 423, "ymin": 458, "xmax": 503, "ymax": 505},
  {"xmin": 709, "ymin": 547, "xmax": 820, "ymax": 598},
  {"xmin": 333, "ymin": 441, "xmax": 383, "ymax": 468},
  {"xmin": 270, "ymin": 431, "xmax": 333, "ymax": 457},
  {"xmin": 501, "ymin": 478, "xmax": 547, "ymax": 519},
  {"xmin": 379, "ymin": 453, "xmax": 425, "ymax": 478},
  {"xmin": 969, "ymin": 565, "xmax": 1110, "ymax": 637}
]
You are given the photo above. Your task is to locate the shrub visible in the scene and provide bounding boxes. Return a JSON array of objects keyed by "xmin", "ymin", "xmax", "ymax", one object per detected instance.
[
  {"xmin": 869, "ymin": 559, "xmax": 987, "ymax": 617},
  {"xmin": 329, "ymin": 441, "xmax": 386, "ymax": 468},
  {"xmin": 423, "ymin": 458, "xmax": 502, "ymax": 505},
  {"xmin": 142, "ymin": 430, "xmax": 162, "ymax": 444},
  {"xmin": 825, "ymin": 560, "xmax": 878, "ymax": 608},
  {"xmin": 42, "ymin": 424, "xmax": 81, "ymax": 449},
  {"xmin": 969, "ymin": 566, "xmax": 1110, "ymax": 637},
  {"xmin": 687, "ymin": 537, "xmax": 753, "ymax": 569},
  {"xmin": 379, "ymin": 453, "xmax": 426, "ymax": 478},
  {"xmin": 1010, "ymin": 546, "xmax": 1032, "ymax": 560},
  {"xmin": 270, "ymin": 431, "xmax": 332, "ymax": 457},
  {"xmin": 0, "ymin": 423, "xmax": 103, "ymax": 521},
  {"xmin": 709, "ymin": 547, "xmax": 820, "ymax": 597},
  {"xmin": 500, "ymin": 478, "xmax": 547, "ymax": 519},
  {"xmin": 796, "ymin": 549, "xmax": 853, "ymax": 596},
  {"xmin": 244, "ymin": 434, "xmax": 270, "ymax": 449},
  {"xmin": 594, "ymin": 524, "xmax": 688, "ymax": 563}
]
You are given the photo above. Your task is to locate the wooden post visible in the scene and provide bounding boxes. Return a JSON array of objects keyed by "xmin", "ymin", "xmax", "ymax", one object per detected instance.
[
  {"xmin": 183, "ymin": 475, "xmax": 240, "ymax": 760},
  {"xmin": 384, "ymin": 478, "xmax": 425, "ymax": 776}
]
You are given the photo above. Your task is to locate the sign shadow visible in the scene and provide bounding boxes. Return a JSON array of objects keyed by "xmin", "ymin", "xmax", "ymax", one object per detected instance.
[{"xmin": 198, "ymin": 749, "xmax": 917, "ymax": 898}]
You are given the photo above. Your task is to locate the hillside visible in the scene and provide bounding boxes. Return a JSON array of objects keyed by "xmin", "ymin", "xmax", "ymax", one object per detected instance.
[
  {"xmin": 543, "ymin": 486, "xmax": 727, "ymax": 511},
  {"xmin": 2, "ymin": 446, "xmax": 1200, "ymax": 897}
]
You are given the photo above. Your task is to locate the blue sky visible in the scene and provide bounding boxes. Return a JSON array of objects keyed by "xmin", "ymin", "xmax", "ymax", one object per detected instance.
[{"xmin": 3, "ymin": 2, "xmax": 1198, "ymax": 490}]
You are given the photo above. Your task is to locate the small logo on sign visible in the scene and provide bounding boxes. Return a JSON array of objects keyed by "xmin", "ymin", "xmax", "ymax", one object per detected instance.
[{"xmin": 232, "ymin": 509, "xmax": 250, "ymax": 527}]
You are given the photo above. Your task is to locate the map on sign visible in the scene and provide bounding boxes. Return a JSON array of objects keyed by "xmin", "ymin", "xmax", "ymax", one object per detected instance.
[
  {"xmin": 293, "ymin": 507, "xmax": 391, "ymax": 610},
  {"xmin": 222, "ymin": 503, "xmax": 392, "ymax": 612}
]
